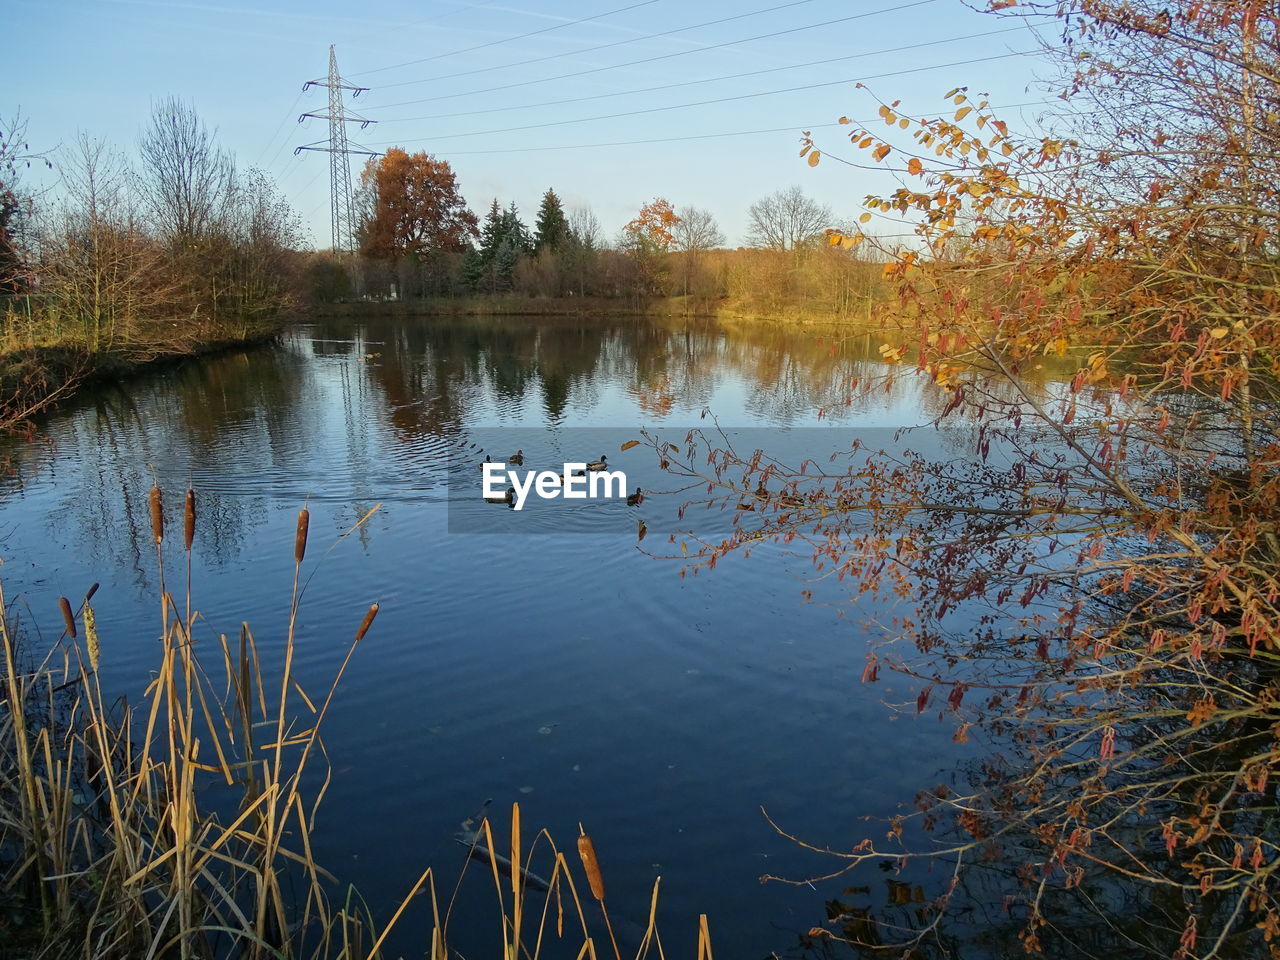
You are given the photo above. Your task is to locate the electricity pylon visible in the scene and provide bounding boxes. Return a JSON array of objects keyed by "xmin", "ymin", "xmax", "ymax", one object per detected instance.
[{"xmin": 296, "ymin": 45, "xmax": 379, "ymax": 255}]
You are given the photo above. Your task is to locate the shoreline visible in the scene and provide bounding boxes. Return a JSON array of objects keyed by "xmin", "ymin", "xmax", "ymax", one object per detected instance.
[
  {"xmin": 309, "ymin": 294, "xmax": 878, "ymax": 326},
  {"xmin": 0, "ymin": 330, "xmax": 283, "ymax": 432},
  {"xmin": 0, "ymin": 300, "xmax": 881, "ymax": 430}
]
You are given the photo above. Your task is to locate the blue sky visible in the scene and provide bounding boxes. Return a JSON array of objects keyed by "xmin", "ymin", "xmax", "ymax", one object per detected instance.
[{"xmin": 8, "ymin": 0, "xmax": 1058, "ymax": 247}]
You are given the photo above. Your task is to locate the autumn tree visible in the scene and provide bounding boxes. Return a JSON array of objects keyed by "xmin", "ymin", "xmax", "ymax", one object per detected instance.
[
  {"xmin": 623, "ymin": 197, "xmax": 680, "ymax": 252},
  {"xmin": 620, "ymin": 197, "xmax": 681, "ymax": 296},
  {"xmin": 644, "ymin": 2, "xmax": 1280, "ymax": 956},
  {"xmin": 358, "ymin": 148, "xmax": 477, "ymax": 262}
]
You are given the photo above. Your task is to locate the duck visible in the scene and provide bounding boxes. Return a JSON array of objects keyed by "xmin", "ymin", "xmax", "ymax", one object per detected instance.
[
  {"xmin": 480, "ymin": 455, "xmax": 492, "ymax": 470},
  {"xmin": 626, "ymin": 487, "xmax": 643, "ymax": 506},
  {"xmin": 484, "ymin": 487, "xmax": 515, "ymax": 505},
  {"xmin": 586, "ymin": 454, "xmax": 608, "ymax": 471},
  {"xmin": 508, "ymin": 449, "xmax": 524, "ymax": 466}
]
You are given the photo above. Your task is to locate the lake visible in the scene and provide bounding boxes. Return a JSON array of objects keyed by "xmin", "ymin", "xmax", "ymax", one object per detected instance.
[{"xmin": 0, "ymin": 313, "xmax": 1008, "ymax": 957}]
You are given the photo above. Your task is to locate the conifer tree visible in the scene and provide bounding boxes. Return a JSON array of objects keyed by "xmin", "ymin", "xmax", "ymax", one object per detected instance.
[{"xmin": 533, "ymin": 188, "xmax": 570, "ymax": 253}]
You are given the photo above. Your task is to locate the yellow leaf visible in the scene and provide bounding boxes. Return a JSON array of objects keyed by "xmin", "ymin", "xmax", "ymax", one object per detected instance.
[
  {"xmin": 838, "ymin": 116, "xmax": 851, "ymax": 124},
  {"xmin": 859, "ymin": 212, "xmax": 872, "ymax": 223},
  {"xmin": 620, "ymin": 440, "xmax": 641, "ymax": 451},
  {"xmin": 878, "ymin": 104, "xmax": 892, "ymax": 119},
  {"xmin": 1208, "ymin": 327, "xmax": 1228, "ymax": 339},
  {"xmin": 873, "ymin": 143, "xmax": 891, "ymax": 162},
  {"xmin": 898, "ymin": 117, "xmax": 909, "ymax": 129},
  {"xmin": 807, "ymin": 150, "xmax": 821, "ymax": 167},
  {"xmin": 955, "ymin": 106, "xmax": 972, "ymax": 121},
  {"xmin": 907, "ymin": 157, "xmax": 923, "ymax": 175}
]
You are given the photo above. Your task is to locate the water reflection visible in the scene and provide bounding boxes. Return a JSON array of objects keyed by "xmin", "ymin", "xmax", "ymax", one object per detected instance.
[{"xmin": 0, "ymin": 313, "xmax": 1076, "ymax": 959}]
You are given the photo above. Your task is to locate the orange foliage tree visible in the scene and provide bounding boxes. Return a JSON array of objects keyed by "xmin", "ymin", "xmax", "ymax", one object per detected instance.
[
  {"xmin": 357, "ymin": 148, "xmax": 478, "ymax": 261},
  {"xmin": 648, "ymin": 2, "xmax": 1280, "ymax": 956},
  {"xmin": 623, "ymin": 197, "xmax": 681, "ymax": 252}
]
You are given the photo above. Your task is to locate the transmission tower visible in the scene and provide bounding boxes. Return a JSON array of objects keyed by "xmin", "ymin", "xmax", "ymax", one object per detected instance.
[{"xmin": 295, "ymin": 45, "xmax": 379, "ymax": 255}]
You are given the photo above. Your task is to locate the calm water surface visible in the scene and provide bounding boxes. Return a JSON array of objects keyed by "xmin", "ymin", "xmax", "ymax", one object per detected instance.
[{"xmin": 0, "ymin": 315, "xmax": 993, "ymax": 957}]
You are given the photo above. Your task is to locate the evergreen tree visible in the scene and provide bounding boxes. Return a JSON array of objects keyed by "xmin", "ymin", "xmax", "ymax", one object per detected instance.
[
  {"xmin": 500, "ymin": 202, "xmax": 532, "ymax": 254},
  {"xmin": 533, "ymin": 188, "xmax": 570, "ymax": 253},
  {"xmin": 468, "ymin": 198, "xmax": 530, "ymax": 293},
  {"xmin": 494, "ymin": 238, "xmax": 519, "ymax": 292}
]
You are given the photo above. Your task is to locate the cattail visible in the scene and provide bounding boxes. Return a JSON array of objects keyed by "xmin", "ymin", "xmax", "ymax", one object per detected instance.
[
  {"xmin": 354, "ymin": 602, "xmax": 379, "ymax": 642},
  {"xmin": 577, "ymin": 825, "xmax": 606, "ymax": 902},
  {"xmin": 59, "ymin": 597, "xmax": 76, "ymax": 639},
  {"xmin": 294, "ymin": 509, "xmax": 310, "ymax": 564},
  {"xmin": 184, "ymin": 488, "xmax": 196, "ymax": 552},
  {"xmin": 84, "ymin": 603, "xmax": 99, "ymax": 671},
  {"xmin": 85, "ymin": 582, "xmax": 99, "ymax": 602},
  {"xmin": 149, "ymin": 486, "xmax": 164, "ymax": 544}
]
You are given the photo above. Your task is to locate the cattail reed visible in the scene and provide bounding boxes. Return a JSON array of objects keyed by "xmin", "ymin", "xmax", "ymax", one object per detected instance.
[
  {"xmin": 58, "ymin": 596, "xmax": 76, "ymax": 639},
  {"xmin": 355, "ymin": 603, "xmax": 379, "ymax": 642},
  {"xmin": 86, "ymin": 582, "xmax": 99, "ymax": 602},
  {"xmin": 295, "ymin": 508, "xmax": 310, "ymax": 564},
  {"xmin": 84, "ymin": 603, "xmax": 99, "ymax": 671},
  {"xmin": 184, "ymin": 488, "xmax": 196, "ymax": 552},
  {"xmin": 577, "ymin": 825, "xmax": 606, "ymax": 902},
  {"xmin": 149, "ymin": 486, "xmax": 164, "ymax": 544}
]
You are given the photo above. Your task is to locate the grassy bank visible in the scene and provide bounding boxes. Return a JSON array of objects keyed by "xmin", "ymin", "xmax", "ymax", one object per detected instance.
[
  {"xmin": 0, "ymin": 320, "xmax": 285, "ymax": 431},
  {"xmin": 0, "ymin": 489, "xmax": 709, "ymax": 959},
  {"xmin": 309, "ymin": 293, "xmax": 878, "ymax": 326}
]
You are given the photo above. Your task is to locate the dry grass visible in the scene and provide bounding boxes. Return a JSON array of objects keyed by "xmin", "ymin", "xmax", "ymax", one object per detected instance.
[{"xmin": 0, "ymin": 487, "xmax": 711, "ymax": 959}]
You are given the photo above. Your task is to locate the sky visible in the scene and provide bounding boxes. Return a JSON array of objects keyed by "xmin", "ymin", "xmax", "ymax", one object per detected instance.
[{"xmin": 8, "ymin": 0, "xmax": 1061, "ymax": 248}]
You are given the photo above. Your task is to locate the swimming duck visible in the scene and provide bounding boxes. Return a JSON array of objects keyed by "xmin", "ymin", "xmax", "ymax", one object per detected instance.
[
  {"xmin": 484, "ymin": 487, "xmax": 515, "ymax": 505},
  {"xmin": 508, "ymin": 449, "xmax": 524, "ymax": 466},
  {"xmin": 586, "ymin": 455, "xmax": 608, "ymax": 471},
  {"xmin": 626, "ymin": 487, "xmax": 643, "ymax": 506}
]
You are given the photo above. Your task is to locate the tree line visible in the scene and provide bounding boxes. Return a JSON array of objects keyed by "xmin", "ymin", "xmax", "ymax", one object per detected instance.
[
  {"xmin": 308, "ymin": 146, "xmax": 882, "ymax": 318},
  {"xmin": 0, "ymin": 99, "xmax": 302, "ymax": 422}
]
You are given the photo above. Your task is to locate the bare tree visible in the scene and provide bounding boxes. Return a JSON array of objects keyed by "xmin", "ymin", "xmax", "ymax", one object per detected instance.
[
  {"xmin": 0, "ymin": 112, "xmax": 47, "ymax": 294},
  {"xmin": 565, "ymin": 206, "xmax": 602, "ymax": 296},
  {"xmin": 673, "ymin": 206, "xmax": 725, "ymax": 297},
  {"xmin": 673, "ymin": 206, "xmax": 725, "ymax": 254},
  {"xmin": 568, "ymin": 206, "xmax": 601, "ymax": 251},
  {"xmin": 137, "ymin": 97, "xmax": 233, "ymax": 245},
  {"xmin": 744, "ymin": 185, "xmax": 831, "ymax": 251}
]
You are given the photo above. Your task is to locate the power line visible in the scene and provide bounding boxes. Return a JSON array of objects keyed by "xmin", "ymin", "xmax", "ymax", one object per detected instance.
[
  {"xmin": 374, "ymin": 26, "xmax": 1027, "ymax": 124},
  {"xmin": 379, "ymin": 50, "xmax": 1039, "ymax": 146},
  {"xmin": 425, "ymin": 99, "xmax": 1053, "ymax": 156},
  {"xmin": 352, "ymin": 0, "xmax": 661, "ymax": 77},
  {"xmin": 373, "ymin": 0, "xmax": 824, "ymax": 91},
  {"xmin": 254, "ymin": 90, "xmax": 305, "ymax": 168},
  {"xmin": 368, "ymin": 0, "xmax": 940, "ymax": 110}
]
